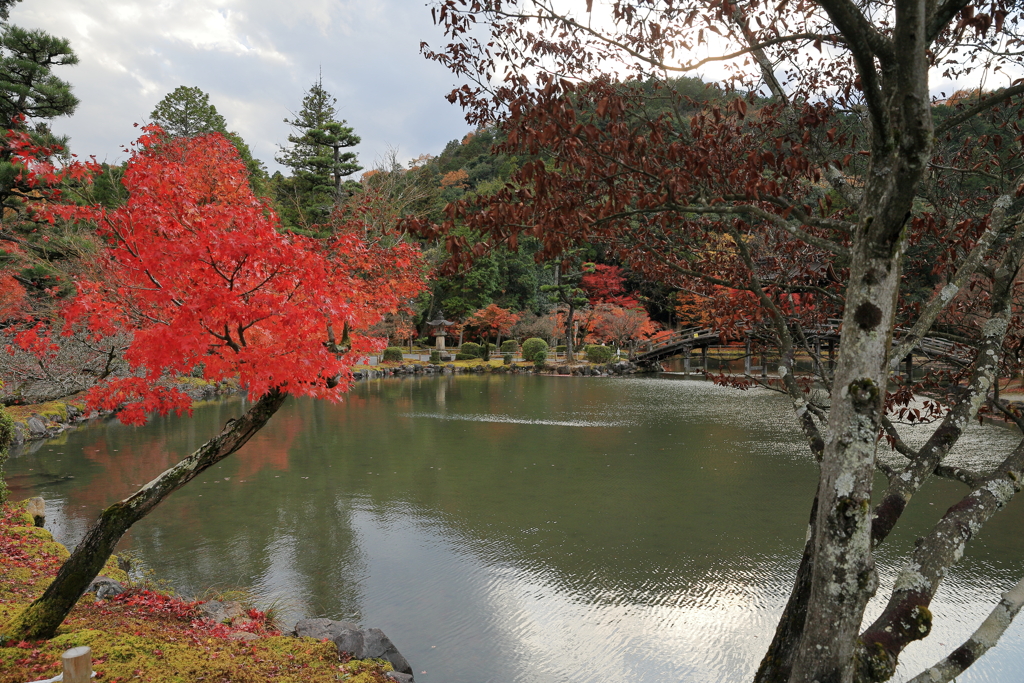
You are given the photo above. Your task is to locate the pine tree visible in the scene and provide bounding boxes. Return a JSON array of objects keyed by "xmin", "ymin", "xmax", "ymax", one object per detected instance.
[
  {"xmin": 150, "ymin": 86, "xmax": 269, "ymax": 195},
  {"xmin": 0, "ymin": 9, "xmax": 78, "ymax": 216},
  {"xmin": 149, "ymin": 85, "xmax": 227, "ymax": 138},
  {"xmin": 276, "ymin": 75, "xmax": 361, "ymax": 226}
]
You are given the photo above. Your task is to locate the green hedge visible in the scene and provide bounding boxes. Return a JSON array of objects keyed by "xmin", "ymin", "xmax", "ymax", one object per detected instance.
[
  {"xmin": 556, "ymin": 345, "xmax": 567, "ymax": 353},
  {"xmin": 521, "ymin": 338, "xmax": 548, "ymax": 361},
  {"xmin": 382, "ymin": 347, "xmax": 404, "ymax": 363},
  {"xmin": 500, "ymin": 339, "xmax": 518, "ymax": 353},
  {"xmin": 460, "ymin": 342, "xmax": 482, "ymax": 358},
  {"xmin": 585, "ymin": 345, "xmax": 614, "ymax": 363},
  {"xmin": 429, "ymin": 350, "xmax": 441, "ymax": 363},
  {"xmin": 455, "ymin": 352, "xmax": 477, "ymax": 361}
]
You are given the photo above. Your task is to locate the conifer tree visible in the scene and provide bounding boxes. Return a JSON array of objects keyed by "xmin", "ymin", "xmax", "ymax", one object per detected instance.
[
  {"xmin": 276, "ymin": 75, "xmax": 361, "ymax": 225},
  {"xmin": 0, "ymin": 5, "xmax": 78, "ymax": 214},
  {"xmin": 149, "ymin": 85, "xmax": 227, "ymax": 138},
  {"xmin": 149, "ymin": 86, "xmax": 269, "ymax": 195}
]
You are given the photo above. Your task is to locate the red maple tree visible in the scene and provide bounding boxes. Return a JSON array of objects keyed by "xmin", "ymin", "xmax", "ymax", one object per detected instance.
[
  {"xmin": 3, "ymin": 128, "xmax": 424, "ymax": 640},
  {"xmin": 466, "ymin": 303, "xmax": 521, "ymax": 346},
  {"xmin": 580, "ymin": 264, "xmax": 639, "ymax": 308}
]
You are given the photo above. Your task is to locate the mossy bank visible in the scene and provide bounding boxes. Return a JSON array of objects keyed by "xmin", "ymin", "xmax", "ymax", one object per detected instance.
[
  {"xmin": 5, "ymin": 377, "xmax": 242, "ymax": 447},
  {"xmin": 0, "ymin": 499, "xmax": 399, "ymax": 683}
]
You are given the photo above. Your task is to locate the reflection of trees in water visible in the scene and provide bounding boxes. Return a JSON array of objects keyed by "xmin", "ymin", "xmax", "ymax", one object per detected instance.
[
  {"xmin": 320, "ymin": 378, "xmax": 820, "ymax": 599},
  {"xmin": 14, "ymin": 377, "xmax": 1024, "ymax": 630},
  {"xmin": 122, "ymin": 399, "xmax": 367, "ymax": 616}
]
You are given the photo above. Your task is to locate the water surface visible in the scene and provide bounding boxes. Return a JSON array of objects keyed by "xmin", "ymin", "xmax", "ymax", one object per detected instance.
[{"xmin": 8, "ymin": 375, "xmax": 1024, "ymax": 682}]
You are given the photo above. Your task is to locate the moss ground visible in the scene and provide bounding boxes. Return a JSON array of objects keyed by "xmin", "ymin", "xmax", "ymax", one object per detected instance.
[{"xmin": 0, "ymin": 501, "xmax": 394, "ymax": 683}]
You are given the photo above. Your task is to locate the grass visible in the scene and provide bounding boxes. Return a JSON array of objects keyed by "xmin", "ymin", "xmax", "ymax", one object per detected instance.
[{"xmin": 0, "ymin": 500, "xmax": 397, "ymax": 683}]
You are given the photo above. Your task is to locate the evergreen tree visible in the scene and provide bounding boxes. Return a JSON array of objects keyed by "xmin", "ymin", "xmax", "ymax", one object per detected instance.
[
  {"xmin": 0, "ymin": 9, "xmax": 78, "ymax": 215},
  {"xmin": 0, "ymin": 0, "xmax": 19, "ymax": 21},
  {"xmin": 0, "ymin": 4, "xmax": 79, "ymax": 315},
  {"xmin": 149, "ymin": 86, "xmax": 269, "ymax": 195},
  {"xmin": 276, "ymin": 75, "xmax": 361, "ymax": 225},
  {"xmin": 149, "ymin": 85, "xmax": 227, "ymax": 138}
]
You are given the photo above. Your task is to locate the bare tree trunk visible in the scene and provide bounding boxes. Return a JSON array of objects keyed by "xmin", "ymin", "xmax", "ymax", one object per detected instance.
[
  {"xmin": 2, "ymin": 388, "xmax": 287, "ymax": 642},
  {"xmin": 565, "ymin": 302, "xmax": 576, "ymax": 363}
]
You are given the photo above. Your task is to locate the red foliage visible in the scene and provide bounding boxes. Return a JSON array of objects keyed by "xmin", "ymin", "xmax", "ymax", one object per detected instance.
[
  {"xmin": 586, "ymin": 303, "xmax": 658, "ymax": 347},
  {"xmin": 580, "ymin": 264, "xmax": 638, "ymax": 307},
  {"xmin": 29, "ymin": 128, "xmax": 424, "ymax": 423},
  {"xmin": 466, "ymin": 303, "xmax": 520, "ymax": 341},
  {"xmin": 0, "ymin": 274, "xmax": 25, "ymax": 321}
]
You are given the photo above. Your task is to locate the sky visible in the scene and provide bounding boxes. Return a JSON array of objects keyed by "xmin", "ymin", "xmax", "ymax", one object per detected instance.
[{"xmin": 10, "ymin": 0, "xmax": 475, "ymax": 174}]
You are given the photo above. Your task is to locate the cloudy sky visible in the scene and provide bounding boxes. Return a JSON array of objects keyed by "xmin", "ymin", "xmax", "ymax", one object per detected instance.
[{"xmin": 10, "ymin": 0, "xmax": 474, "ymax": 174}]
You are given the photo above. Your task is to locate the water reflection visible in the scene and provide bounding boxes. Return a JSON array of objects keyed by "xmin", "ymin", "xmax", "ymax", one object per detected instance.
[{"xmin": 7, "ymin": 376, "xmax": 1024, "ymax": 682}]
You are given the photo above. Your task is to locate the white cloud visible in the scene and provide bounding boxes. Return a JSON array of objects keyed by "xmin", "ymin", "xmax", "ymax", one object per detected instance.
[{"xmin": 9, "ymin": 0, "xmax": 472, "ymax": 171}]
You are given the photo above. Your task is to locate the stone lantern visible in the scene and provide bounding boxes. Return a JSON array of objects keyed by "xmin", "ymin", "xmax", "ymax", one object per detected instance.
[{"xmin": 427, "ymin": 311, "xmax": 455, "ymax": 351}]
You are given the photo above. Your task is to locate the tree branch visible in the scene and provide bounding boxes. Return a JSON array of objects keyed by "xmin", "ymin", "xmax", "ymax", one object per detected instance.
[
  {"xmin": 906, "ymin": 575, "xmax": 1024, "ymax": 683},
  {"xmin": 934, "ymin": 83, "xmax": 1024, "ymax": 137}
]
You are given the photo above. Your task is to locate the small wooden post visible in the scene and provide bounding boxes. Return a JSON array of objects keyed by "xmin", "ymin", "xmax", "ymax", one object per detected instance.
[
  {"xmin": 63, "ymin": 646, "xmax": 92, "ymax": 683},
  {"xmin": 701, "ymin": 345, "xmax": 708, "ymax": 374},
  {"xmin": 684, "ymin": 346, "xmax": 691, "ymax": 375},
  {"xmin": 905, "ymin": 353, "xmax": 913, "ymax": 381},
  {"xmin": 827, "ymin": 338, "xmax": 836, "ymax": 370},
  {"xmin": 762, "ymin": 353, "xmax": 768, "ymax": 379},
  {"xmin": 744, "ymin": 340, "xmax": 751, "ymax": 375},
  {"xmin": 814, "ymin": 337, "xmax": 822, "ymax": 367}
]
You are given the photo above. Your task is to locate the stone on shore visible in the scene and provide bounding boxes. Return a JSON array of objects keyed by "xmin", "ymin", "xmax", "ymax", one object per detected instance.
[
  {"xmin": 334, "ymin": 627, "xmax": 413, "ymax": 676},
  {"xmin": 85, "ymin": 576, "xmax": 126, "ymax": 599},
  {"xmin": 25, "ymin": 496, "xmax": 46, "ymax": 527},
  {"xmin": 294, "ymin": 617, "xmax": 360, "ymax": 641}
]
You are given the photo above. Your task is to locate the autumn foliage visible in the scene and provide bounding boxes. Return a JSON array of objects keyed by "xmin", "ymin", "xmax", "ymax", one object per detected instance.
[
  {"xmin": 26, "ymin": 128, "xmax": 423, "ymax": 423},
  {"xmin": 466, "ymin": 303, "xmax": 520, "ymax": 342}
]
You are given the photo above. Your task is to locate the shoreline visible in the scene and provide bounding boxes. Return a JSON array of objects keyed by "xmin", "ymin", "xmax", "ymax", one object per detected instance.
[{"xmin": 0, "ymin": 499, "xmax": 415, "ymax": 682}]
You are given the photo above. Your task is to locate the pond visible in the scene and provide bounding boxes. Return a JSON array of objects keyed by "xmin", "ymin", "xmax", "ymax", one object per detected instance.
[{"xmin": 7, "ymin": 375, "xmax": 1024, "ymax": 683}]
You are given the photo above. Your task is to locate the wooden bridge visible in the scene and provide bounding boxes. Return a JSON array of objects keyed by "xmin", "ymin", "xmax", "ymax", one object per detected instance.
[
  {"xmin": 635, "ymin": 319, "xmax": 972, "ymax": 375},
  {"xmin": 634, "ymin": 327, "xmax": 721, "ymax": 364}
]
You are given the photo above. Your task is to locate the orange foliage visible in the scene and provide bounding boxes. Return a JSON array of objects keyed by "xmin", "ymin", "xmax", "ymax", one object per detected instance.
[
  {"xmin": 467, "ymin": 303, "xmax": 520, "ymax": 340},
  {"xmin": 440, "ymin": 168, "xmax": 470, "ymax": 189},
  {"xmin": 587, "ymin": 303, "xmax": 658, "ymax": 346}
]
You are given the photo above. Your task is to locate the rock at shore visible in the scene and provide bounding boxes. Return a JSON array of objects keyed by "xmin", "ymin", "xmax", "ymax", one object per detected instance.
[
  {"xmin": 295, "ymin": 618, "xmax": 413, "ymax": 679},
  {"xmin": 25, "ymin": 496, "xmax": 46, "ymax": 527},
  {"xmin": 334, "ymin": 627, "xmax": 413, "ymax": 677},
  {"xmin": 294, "ymin": 617, "xmax": 360, "ymax": 641},
  {"xmin": 85, "ymin": 576, "xmax": 126, "ymax": 600}
]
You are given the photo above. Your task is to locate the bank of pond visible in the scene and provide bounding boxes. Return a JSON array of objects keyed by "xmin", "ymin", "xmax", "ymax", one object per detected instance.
[{"xmin": 5, "ymin": 374, "xmax": 1024, "ymax": 682}]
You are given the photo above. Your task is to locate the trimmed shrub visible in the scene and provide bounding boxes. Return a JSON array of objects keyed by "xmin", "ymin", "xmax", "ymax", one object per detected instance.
[
  {"xmin": 533, "ymin": 349, "xmax": 548, "ymax": 368},
  {"xmin": 460, "ymin": 342, "xmax": 482, "ymax": 358},
  {"xmin": 521, "ymin": 338, "xmax": 548, "ymax": 362},
  {"xmin": 455, "ymin": 352, "xmax": 477, "ymax": 361},
  {"xmin": 556, "ymin": 345, "xmax": 567, "ymax": 353},
  {"xmin": 382, "ymin": 347, "xmax": 404, "ymax": 363},
  {"xmin": 503, "ymin": 353, "xmax": 513, "ymax": 365},
  {"xmin": 585, "ymin": 344, "xmax": 614, "ymax": 364},
  {"xmin": 500, "ymin": 339, "xmax": 518, "ymax": 353},
  {"xmin": 429, "ymin": 350, "xmax": 441, "ymax": 364},
  {"xmin": 481, "ymin": 343, "xmax": 491, "ymax": 361}
]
